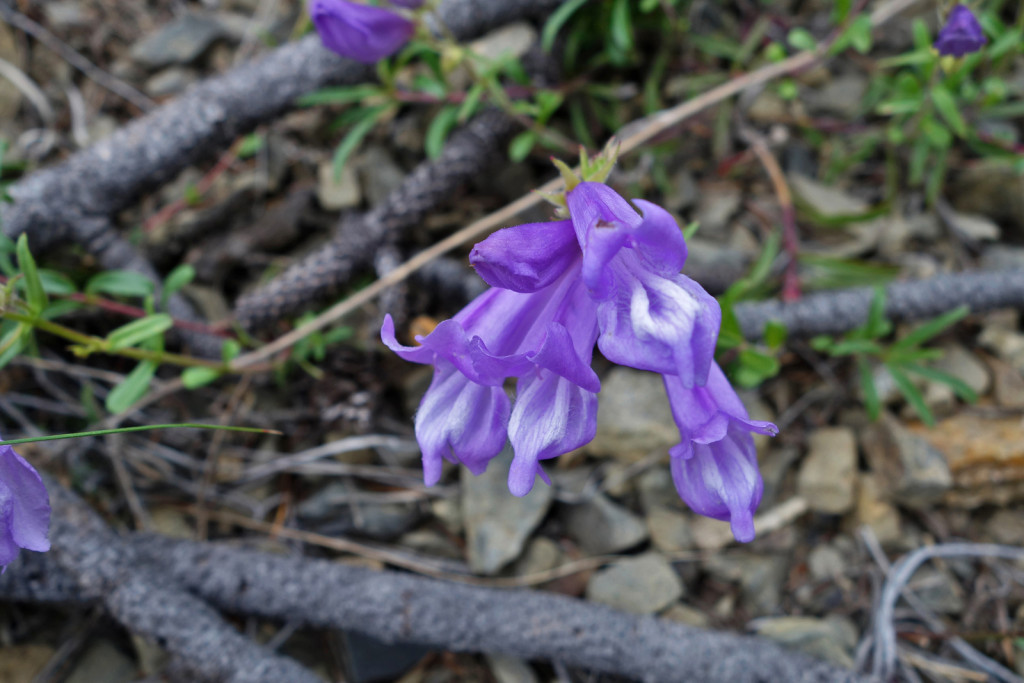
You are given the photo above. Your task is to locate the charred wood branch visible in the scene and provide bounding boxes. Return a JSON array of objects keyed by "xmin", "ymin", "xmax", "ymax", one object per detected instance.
[
  {"xmin": 39, "ymin": 480, "xmax": 320, "ymax": 683},
  {"xmin": 735, "ymin": 269, "xmax": 1024, "ymax": 340},
  {"xmin": 234, "ymin": 110, "xmax": 518, "ymax": 330},
  {"xmin": 2, "ymin": 527, "xmax": 873, "ymax": 683}
]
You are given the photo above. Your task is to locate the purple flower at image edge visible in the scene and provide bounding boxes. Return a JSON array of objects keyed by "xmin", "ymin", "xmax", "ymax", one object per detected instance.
[
  {"xmin": 0, "ymin": 441, "xmax": 51, "ymax": 571},
  {"xmin": 311, "ymin": 0, "xmax": 414, "ymax": 63},
  {"xmin": 934, "ymin": 4, "xmax": 986, "ymax": 57},
  {"xmin": 383, "ymin": 179, "xmax": 778, "ymax": 541}
]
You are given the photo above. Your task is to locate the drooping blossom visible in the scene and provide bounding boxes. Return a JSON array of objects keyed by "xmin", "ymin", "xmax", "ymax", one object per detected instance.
[
  {"xmin": 311, "ymin": 0, "xmax": 415, "ymax": 63},
  {"xmin": 664, "ymin": 364, "xmax": 779, "ymax": 542},
  {"xmin": 383, "ymin": 172, "xmax": 778, "ymax": 541},
  {"xmin": 934, "ymin": 5, "xmax": 986, "ymax": 57},
  {"xmin": 0, "ymin": 440, "xmax": 51, "ymax": 570}
]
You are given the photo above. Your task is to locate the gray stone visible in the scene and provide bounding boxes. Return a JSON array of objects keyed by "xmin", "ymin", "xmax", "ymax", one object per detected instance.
[
  {"xmin": 661, "ymin": 603, "xmax": 710, "ymax": 628},
  {"xmin": 512, "ymin": 537, "xmax": 562, "ymax": 577},
  {"xmin": 750, "ymin": 616, "xmax": 857, "ymax": 669},
  {"xmin": 747, "ymin": 90, "xmax": 789, "ymax": 124},
  {"xmin": 317, "ymin": 161, "xmax": 361, "ymax": 210},
  {"xmin": 463, "ymin": 449, "xmax": 552, "ymax": 574},
  {"xmin": 646, "ymin": 506, "xmax": 694, "ymax": 552},
  {"xmin": 861, "ymin": 413, "xmax": 953, "ymax": 508},
  {"xmin": 797, "ymin": 427, "xmax": 857, "ymax": 514},
  {"xmin": 931, "ymin": 344, "xmax": 991, "ymax": 397},
  {"xmin": 952, "ymin": 163, "xmax": 1024, "ymax": 235},
  {"xmin": 663, "ymin": 168, "xmax": 699, "ymax": 212},
  {"xmin": 704, "ymin": 552, "xmax": 789, "ymax": 616},
  {"xmin": 636, "ymin": 466, "xmax": 681, "ymax": 513},
  {"xmin": 695, "ymin": 181, "xmax": 742, "ymax": 235},
  {"xmin": 588, "ymin": 367, "xmax": 678, "ymax": 463},
  {"xmin": 356, "ymin": 147, "xmax": 405, "ymax": 206},
  {"xmin": 803, "ymin": 74, "xmax": 867, "ymax": 118},
  {"xmin": 987, "ymin": 509, "xmax": 1024, "ymax": 546},
  {"xmin": 144, "ymin": 67, "xmax": 198, "ymax": 97},
  {"xmin": 854, "ymin": 474, "xmax": 902, "ymax": 547},
  {"xmin": 562, "ymin": 493, "xmax": 648, "ymax": 555},
  {"xmin": 950, "ymin": 211, "xmax": 1001, "ymax": 242},
  {"xmin": 807, "ymin": 545, "xmax": 845, "ymax": 581},
  {"xmin": 988, "ymin": 356, "xmax": 1024, "ymax": 409},
  {"xmin": 43, "ymin": 1, "xmax": 92, "ymax": 30},
  {"xmin": 66, "ymin": 640, "xmax": 137, "ymax": 683},
  {"xmin": 131, "ymin": 13, "xmax": 228, "ymax": 69},
  {"xmin": 469, "ymin": 22, "xmax": 538, "ymax": 61},
  {"xmin": 586, "ymin": 553, "xmax": 683, "ymax": 614},
  {"xmin": 789, "ymin": 174, "xmax": 884, "ymax": 257}
]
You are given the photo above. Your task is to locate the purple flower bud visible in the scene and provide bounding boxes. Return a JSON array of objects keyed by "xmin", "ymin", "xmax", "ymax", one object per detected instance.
[
  {"xmin": 934, "ymin": 5, "xmax": 986, "ymax": 57},
  {"xmin": 311, "ymin": 0, "xmax": 415, "ymax": 64},
  {"xmin": 0, "ymin": 441, "xmax": 51, "ymax": 570}
]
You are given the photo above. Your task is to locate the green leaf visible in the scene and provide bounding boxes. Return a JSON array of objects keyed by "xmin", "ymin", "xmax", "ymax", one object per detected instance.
[
  {"xmin": 296, "ymin": 85, "xmax": 381, "ymax": 107},
  {"xmin": 425, "ymin": 106, "xmax": 460, "ymax": 160},
  {"xmin": 865, "ymin": 287, "xmax": 890, "ymax": 339},
  {"xmin": 890, "ymin": 305, "xmax": 969, "ymax": 351},
  {"xmin": 888, "ymin": 364, "xmax": 934, "ymax": 425},
  {"xmin": 898, "ymin": 362, "xmax": 978, "ymax": 403},
  {"xmin": 787, "ymin": 28, "xmax": 816, "ymax": 52},
  {"xmin": 236, "ymin": 133, "xmax": 265, "ymax": 159},
  {"xmin": 16, "ymin": 234, "xmax": 47, "ymax": 315},
  {"xmin": 332, "ymin": 105, "xmax": 391, "ymax": 181},
  {"xmin": 37, "ymin": 269, "xmax": 77, "ymax": 296},
  {"xmin": 106, "ymin": 314, "xmax": 174, "ymax": 350},
  {"xmin": 509, "ymin": 131, "xmax": 537, "ymax": 162},
  {"xmin": 86, "ymin": 270, "xmax": 155, "ymax": 298},
  {"xmin": 162, "ymin": 263, "xmax": 195, "ymax": 308},
  {"xmin": 810, "ymin": 335, "xmax": 834, "ymax": 352},
  {"xmin": 182, "ymin": 366, "xmax": 222, "ymax": 389},
  {"xmin": 610, "ymin": 0, "xmax": 634, "ymax": 52},
  {"xmin": 829, "ymin": 339, "xmax": 883, "ymax": 356},
  {"xmin": 106, "ymin": 360, "xmax": 157, "ymax": 414},
  {"xmin": 221, "ymin": 338, "xmax": 241, "ymax": 363},
  {"xmin": 738, "ymin": 348, "xmax": 780, "ymax": 379},
  {"xmin": 931, "ymin": 85, "xmax": 967, "ymax": 138},
  {"xmin": 540, "ymin": 0, "xmax": 589, "ymax": 52},
  {"xmin": 0, "ymin": 322, "xmax": 27, "ymax": 370},
  {"xmin": 858, "ymin": 357, "xmax": 881, "ymax": 420},
  {"xmin": 763, "ymin": 321, "xmax": 788, "ymax": 350}
]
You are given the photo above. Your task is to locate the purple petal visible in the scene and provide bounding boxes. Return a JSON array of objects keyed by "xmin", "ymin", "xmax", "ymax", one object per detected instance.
[
  {"xmin": 670, "ymin": 428, "xmax": 763, "ymax": 542},
  {"xmin": 470, "ymin": 220, "xmax": 579, "ymax": 293},
  {"xmin": 311, "ymin": 0, "xmax": 414, "ymax": 63},
  {"xmin": 663, "ymin": 364, "xmax": 779, "ymax": 446},
  {"xmin": 0, "ymin": 446, "xmax": 50, "ymax": 553},
  {"xmin": 415, "ymin": 363, "xmax": 510, "ymax": 485},
  {"xmin": 934, "ymin": 5, "xmax": 986, "ymax": 57},
  {"xmin": 507, "ymin": 371, "xmax": 598, "ymax": 496},
  {"xmin": 631, "ymin": 199, "xmax": 688, "ymax": 275},
  {"xmin": 566, "ymin": 182, "xmax": 641, "ymax": 299},
  {"xmin": 595, "ymin": 255, "xmax": 721, "ymax": 387}
]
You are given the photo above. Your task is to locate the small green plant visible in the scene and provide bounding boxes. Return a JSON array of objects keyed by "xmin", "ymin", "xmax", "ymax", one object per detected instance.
[{"xmin": 810, "ymin": 289, "xmax": 977, "ymax": 425}]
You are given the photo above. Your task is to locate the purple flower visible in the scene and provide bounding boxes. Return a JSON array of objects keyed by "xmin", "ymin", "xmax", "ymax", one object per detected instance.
[
  {"xmin": 383, "ymin": 178, "xmax": 777, "ymax": 541},
  {"xmin": 0, "ymin": 441, "xmax": 51, "ymax": 570},
  {"xmin": 934, "ymin": 5, "xmax": 986, "ymax": 57},
  {"xmin": 383, "ymin": 231, "xmax": 600, "ymax": 494},
  {"xmin": 565, "ymin": 182, "xmax": 721, "ymax": 388},
  {"xmin": 311, "ymin": 0, "xmax": 415, "ymax": 64},
  {"xmin": 664, "ymin": 364, "xmax": 778, "ymax": 542}
]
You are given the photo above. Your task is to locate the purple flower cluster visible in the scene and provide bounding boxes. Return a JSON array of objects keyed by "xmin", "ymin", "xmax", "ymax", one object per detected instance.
[
  {"xmin": 0, "ymin": 439, "xmax": 50, "ymax": 571},
  {"xmin": 311, "ymin": 0, "xmax": 421, "ymax": 64},
  {"xmin": 934, "ymin": 5, "xmax": 987, "ymax": 58},
  {"xmin": 384, "ymin": 181, "xmax": 778, "ymax": 542}
]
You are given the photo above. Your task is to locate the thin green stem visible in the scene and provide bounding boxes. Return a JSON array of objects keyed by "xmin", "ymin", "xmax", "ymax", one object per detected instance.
[
  {"xmin": 2, "ymin": 311, "xmax": 224, "ymax": 370},
  {"xmin": 0, "ymin": 423, "xmax": 281, "ymax": 447}
]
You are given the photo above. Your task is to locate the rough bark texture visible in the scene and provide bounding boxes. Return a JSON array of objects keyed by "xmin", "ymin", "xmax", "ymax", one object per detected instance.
[
  {"xmin": 734, "ymin": 269, "xmax": 1024, "ymax": 340},
  {"xmin": 1, "ymin": 521, "xmax": 876, "ymax": 683}
]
